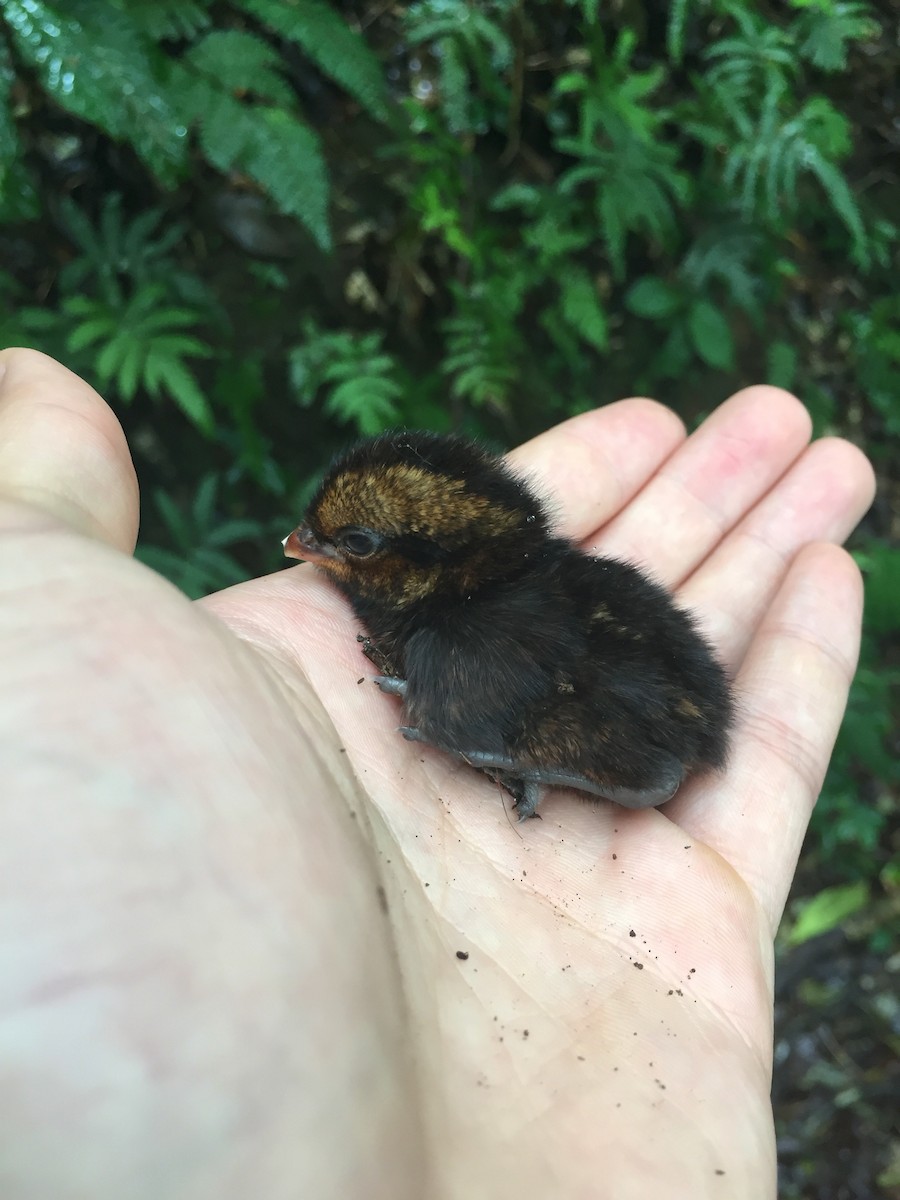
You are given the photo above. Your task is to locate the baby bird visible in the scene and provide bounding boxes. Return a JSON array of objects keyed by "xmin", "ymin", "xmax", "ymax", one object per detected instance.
[{"xmin": 283, "ymin": 431, "xmax": 733, "ymax": 820}]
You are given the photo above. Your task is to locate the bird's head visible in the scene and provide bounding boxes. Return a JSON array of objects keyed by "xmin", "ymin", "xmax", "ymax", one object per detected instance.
[{"xmin": 283, "ymin": 432, "xmax": 549, "ymax": 612}]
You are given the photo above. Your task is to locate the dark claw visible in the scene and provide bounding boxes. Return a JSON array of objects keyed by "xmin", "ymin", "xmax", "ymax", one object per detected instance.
[{"xmin": 399, "ymin": 726, "xmax": 423, "ymax": 742}]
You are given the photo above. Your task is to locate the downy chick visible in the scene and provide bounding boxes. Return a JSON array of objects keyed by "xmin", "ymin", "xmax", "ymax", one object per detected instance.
[{"xmin": 283, "ymin": 431, "xmax": 733, "ymax": 820}]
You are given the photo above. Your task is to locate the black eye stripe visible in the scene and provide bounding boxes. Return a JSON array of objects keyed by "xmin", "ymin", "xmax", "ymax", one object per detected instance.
[{"xmin": 391, "ymin": 535, "xmax": 454, "ymax": 566}]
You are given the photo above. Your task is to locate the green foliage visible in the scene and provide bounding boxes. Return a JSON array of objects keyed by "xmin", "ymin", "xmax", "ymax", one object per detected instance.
[
  {"xmin": 858, "ymin": 544, "xmax": 900, "ymax": 636},
  {"xmin": 812, "ymin": 647, "xmax": 899, "ymax": 871},
  {"xmin": 64, "ymin": 287, "xmax": 214, "ymax": 431},
  {"xmin": 555, "ymin": 32, "xmax": 690, "ymax": 277},
  {"xmin": 240, "ymin": 0, "xmax": 390, "ymax": 124},
  {"xmin": 792, "ymin": 0, "xmax": 879, "ymax": 72},
  {"xmin": 136, "ymin": 474, "xmax": 268, "ymax": 598},
  {"xmin": 3, "ymin": 0, "xmax": 188, "ymax": 183},
  {"xmin": 441, "ymin": 277, "xmax": 523, "ymax": 414},
  {"xmin": 0, "ymin": 28, "xmax": 35, "ymax": 220},
  {"xmin": 405, "ymin": 0, "xmax": 513, "ymax": 134},
  {"xmin": 55, "ymin": 195, "xmax": 201, "ymax": 306},
  {"xmin": 289, "ymin": 322, "xmax": 405, "ymax": 437},
  {"xmin": 0, "ymin": 0, "xmax": 390, "ymax": 246},
  {"xmin": 783, "ymin": 881, "xmax": 870, "ymax": 945},
  {"xmin": 846, "ymin": 298, "xmax": 900, "ymax": 439}
]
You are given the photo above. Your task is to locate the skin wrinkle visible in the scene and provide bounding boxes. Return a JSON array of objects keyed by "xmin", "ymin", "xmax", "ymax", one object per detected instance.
[
  {"xmin": 726, "ymin": 524, "xmax": 793, "ymax": 569},
  {"xmin": 738, "ymin": 707, "xmax": 829, "ymax": 801},
  {"xmin": 761, "ymin": 616, "xmax": 858, "ymax": 682},
  {"xmin": 430, "ymin": 826, "xmax": 769, "ymax": 1070},
  {"xmin": 509, "ymin": 399, "xmax": 686, "ymax": 541}
]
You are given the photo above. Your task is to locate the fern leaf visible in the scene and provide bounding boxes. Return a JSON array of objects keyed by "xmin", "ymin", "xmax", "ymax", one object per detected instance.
[
  {"xmin": 95, "ymin": 336, "xmax": 129, "ymax": 385},
  {"xmin": 598, "ymin": 190, "xmax": 626, "ymax": 277},
  {"xmin": 174, "ymin": 68, "xmax": 331, "ymax": 248},
  {"xmin": 186, "ymin": 29, "xmax": 294, "ymax": 108},
  {"xmin": 326, "ymin": 378, "xmax": 401, "ymax": 435},
  {"xmin": 666, "ymin": 0, "xmax": 690, "ymax": 64},
  {"xmin": 148, "ymin": 335, "xmax": 214, "ymax": 359},
  {"xmin": 248, "ymin": 108, "xmax": 330, "ymax": 249},
  {"xmin": 625, "ymin": 276, "xmax": 683, "ymax": 319},
  {"xmin": 796, "ymin": 2, "xmax": 879, "ymax": 72},
  {"xmin": 687, "ymin": 300, "xmax": 734, "ymax": 370},
  {"xmin": 117, "ymin": 341, "xmax": 144, "ymax": 401},
  {"xmin": 805, "ymin": 149, "xmax": 869, "ymax": 267},
  {"xmin": 66, "ymin": 315, "xmax": 118, "ymax": 351},
  {"xmin": 439, "ymin": 37, "xmax": 471, "ymax": 135},
  {"xmin": 121, "ymin": 0, "xmax": 212, "ymax": 41},
  {"xmin": 0, "ymin": 32, "xmax": 18, "ymax": 181},
  {"xmin": 144, "ymin": 351, "xmax": 214, "ymax": 432},
  {"xmin": 681, "ymin": 227, "xmax": 761, "ymax": 314},
  {"xmin": 236, "ymin": 0, "xmax": 390, "ymax": 123},
  {"xmin": 153, "ymin": 489, "xmax": 195, "ymax": 550},
  {"xmin": 188, "ymin": 83, "xmax": 255, "ymax": 173},
  {"xmin": 559, "ymin": 268, "xmax": 608, "ymax": 351},
  {"xmin": 0, "ymin": 30, "xmax": 37, "ymax": 219},
  {"xmin": 2, "ymin": 0, "xmax": 188, "ymax": 184},
  {"xmin": 192, "ymin": 474, "xmax": 219, "ymax": 530}
]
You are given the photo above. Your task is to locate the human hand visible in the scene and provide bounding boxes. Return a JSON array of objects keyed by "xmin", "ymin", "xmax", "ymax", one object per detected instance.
[{"xmin": 0, "ymin": 348, "xmax": 874, "ymax": 1200}]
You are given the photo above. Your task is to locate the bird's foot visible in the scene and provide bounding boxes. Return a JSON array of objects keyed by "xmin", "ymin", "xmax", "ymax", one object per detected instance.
[
  {"xmin": 374, "ymin": 675, "xmax": 408, "ymax": 697},
  {"xmin": 513, "ymin": 780, "xmax": 543, "ymax": 822}
]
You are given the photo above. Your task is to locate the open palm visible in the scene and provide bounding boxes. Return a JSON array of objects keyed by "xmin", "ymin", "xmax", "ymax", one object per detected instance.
[{"xmin": 0, "ymin": 349, "xmax": 874, "ymax": 1200}]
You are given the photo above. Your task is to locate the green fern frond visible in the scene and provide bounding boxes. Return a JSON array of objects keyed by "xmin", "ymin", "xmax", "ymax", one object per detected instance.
[
  {"xmin": 703, "ymin": 7, "xmax": 797, "ymax": 134},
  {"xmin": 405, "ymin": 0, "xmax": 514, "ymax": 134},
  {"xmin": 173, "ymin": 66, "xmax": 330, "ymax": 249},
  {"xmin": 803, "ymin": 148, "xmax": 869, "ymax": 266},
  {"xmin": 56, "ymin": 195, "xmax": 191, "ymax": 301},
  {"xmin": 0, "ymin": 28, "xmax": 36, "ymax": 219},
  {"xmin": 666, "ymin": 0, "xmax": 691, "ymax": 64},
  {"xmin": 441, "ymin": 309, "xmax": 517, "ymax": 410},
  {"xmin": 236, "ymin": 0, "xmax": 390, "ymax": 123},
  {"xmin": 2, "ymin": 0, "xmax": 188, "ymax": 184},
  {"xmin": 559, "ymin": 267, "xmax": 608, "ymax": 351},
  {"xmin": 686, "ymin": 299, "xmax": 735, "ymax": 369},
  {"xmin": 137, "ymin": 473, "xmax": 264, "ymax": 597},
  {"xmin": 407, "ymin": 0, "xmax": 513, "ymax": 68},
  {"xmin": 437, "ymin": 36, "xmax": 471, "ymax": 135},
  {"xmin": 186, "ymin": 29, "xmax": 294, "ymax": 107},
  {"xmin": 681, "ymin": 225, "xmax": 762, "ymax": 313},
  {"xmin": 0, "ymin": 31, "xmax": 17, "ymax": 166},
  {"xmin": 559, "ymin": 135, "xmax": 688, "ymax": 277},
  {"xmin": 794, "ymin": 1, "xmax": 879, "ymax": 72},
  {"xmin": 721, "ymin": 88, "xmax": 869, "ymax": 265},
  {"xmin": 114, "ymin": 0, "xmax": 212, "ymax": 41},
  {"xmin": 63, "ymin": 284, "xmax": 214, "ymax": 429},
  {"xmin": 289, "ymin": 324, "xmax": 403, "ymax": 436}
]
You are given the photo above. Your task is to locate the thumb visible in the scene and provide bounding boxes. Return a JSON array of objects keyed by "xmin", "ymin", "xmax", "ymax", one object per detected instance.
[{"xmin": 0, "ymin": 349, "xmax": 139, "ymax": 553}]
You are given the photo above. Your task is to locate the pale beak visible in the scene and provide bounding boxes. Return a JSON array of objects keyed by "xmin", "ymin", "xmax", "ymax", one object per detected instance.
[{"xmin": 282, "ymin": 525, "xmax": 337, "ymax": 562}]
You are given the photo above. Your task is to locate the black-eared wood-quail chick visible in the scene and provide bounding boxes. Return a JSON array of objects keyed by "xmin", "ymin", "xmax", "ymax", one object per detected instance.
[{"xmin": 284, "ymin": 431, "xmax": 733, "ymax": 820}]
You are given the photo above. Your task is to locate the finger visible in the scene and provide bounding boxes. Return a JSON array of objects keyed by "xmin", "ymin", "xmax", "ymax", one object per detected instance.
[
  {"xmin": 668, "ymin": 543, "xmax": 864, "ymax": 932},
  {"xmin": 594, "ymin": 386, "xmax": 812, "ymax": 586},
  {"xmin": 0, "ymin": 348, "xmax": 139, "ymax": 552},
  {"xmin": 507, "ymin": 398, "xmax": 686, "ymax": 540},
  {"xmin": 679, "ymin": 438, "xmax": 875, "ymax": 669}
]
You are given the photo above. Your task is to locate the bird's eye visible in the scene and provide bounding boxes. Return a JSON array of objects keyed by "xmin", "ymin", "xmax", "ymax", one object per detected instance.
[{"xmin": 338, "ymin": 528, "xmax": 381, "ymax": 558}]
